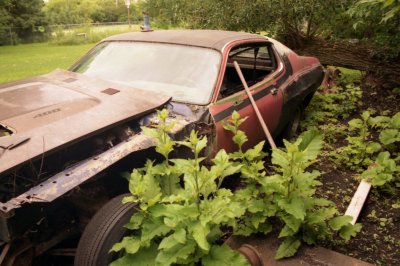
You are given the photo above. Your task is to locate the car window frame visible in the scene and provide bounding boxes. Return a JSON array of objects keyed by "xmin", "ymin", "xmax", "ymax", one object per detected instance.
[{"xmin": 214, "ymin": 41, "xmax": 284, "ymax": 103}]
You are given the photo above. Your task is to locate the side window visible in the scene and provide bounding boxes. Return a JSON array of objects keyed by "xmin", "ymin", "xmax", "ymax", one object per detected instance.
[{"xmin": 219, "ymin": 43, "xmax": 277, "ymax": 99}]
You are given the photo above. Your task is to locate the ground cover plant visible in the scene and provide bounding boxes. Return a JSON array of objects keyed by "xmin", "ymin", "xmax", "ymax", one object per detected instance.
[
  {"xmin": 301, "ymin": 69, "xmax": 400, "ymax": 265},
  {"xmin": 0, "ymin": 43, "xmax": 93, "ymax": 83},
  {"xmin": 111, "ymin": 110, "xmax": 359, "ymax": 265}
]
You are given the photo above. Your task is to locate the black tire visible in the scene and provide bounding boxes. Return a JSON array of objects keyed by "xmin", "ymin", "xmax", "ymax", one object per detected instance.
[
  {"xmin": 281, "ymin": 107, "xmax": 303, "ymax": 141},
  {"xmin": 74, "ymin": 194, "xmax": 136, "ymax": 266}
]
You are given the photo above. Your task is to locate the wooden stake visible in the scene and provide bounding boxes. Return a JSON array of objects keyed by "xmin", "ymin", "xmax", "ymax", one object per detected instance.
[
  {"xmin": 233, "ymin": 61, "xmax": 277, "ymax": 149},
  {"xmin": 345, "ymin": 179, "xmax": 372, "ymax": 225}
]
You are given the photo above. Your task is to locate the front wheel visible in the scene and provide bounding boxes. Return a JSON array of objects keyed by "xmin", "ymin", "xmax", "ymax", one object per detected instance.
[{"xmin": 74, "ymin": 194, "xmax": 136, "ymax": 266}]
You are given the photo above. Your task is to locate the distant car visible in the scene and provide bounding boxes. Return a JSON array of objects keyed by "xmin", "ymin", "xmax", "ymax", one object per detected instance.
[{"xmin": 0, "ymin": 30, "xmax": 323, "ymax": 265}]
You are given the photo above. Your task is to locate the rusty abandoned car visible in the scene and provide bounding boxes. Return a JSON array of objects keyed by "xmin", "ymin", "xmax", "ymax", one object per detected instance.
[{"xmin": 0, "ymin": 30, "xmax": 324, "ymax": 265}]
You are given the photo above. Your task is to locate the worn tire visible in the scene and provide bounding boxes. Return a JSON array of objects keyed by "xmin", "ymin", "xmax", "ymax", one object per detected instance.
[{"xmin": 74, "ymin": 194, "xmax": 136, "ymax": 266}]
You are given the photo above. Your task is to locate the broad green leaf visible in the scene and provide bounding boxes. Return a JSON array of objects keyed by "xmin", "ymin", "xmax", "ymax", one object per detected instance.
[
  {"xmin": 278, "ymin": 196, "xmax": 306, "ymax": 221},
  {"xmin": 192, "ymin": 222, "xmax": 211, "ymax": 251},
  {"xmin": 380, "ymin": 129, "xmax": 399, "ymax": 145},
  {"xmin": 377, "ymin": 152, "xmax": 397, "ymax": 171},
  {"xmin": 155, "ymin": 240, "xmax": 196, "ymax": 266},
  {"xmin": 259, "ymin": 175, "xmax": 285, "ymax": 194},
  {"xmin": 196, "ymin": 135, "xmax": 208, "ymax": 154},
  {"xmin": 233, "ymin": 130, "xmax": 248, "ymax": 147},
  {"xmin": 125, "ymin": 212, "xmax": 145, "ymax": 230},
  {"xmin": 160, "ymin": 172, "xmax": 180, "ymax": 196},
  {"xmin": 272, "ymin": 149, "xmax": 290, "ymax": 168},
  {"xmin": 275, "ymin": 237, "xmax": 301, "ymax": 259},
  {"xmin": 141, "ymin": 126, "xmax": 159, "ymax": 138},
  {"xmin": 392, "ymin": 112, "xmax": 400, "ymax": 128},
  {"xmin": 348, "ymin": 118, "xmax": 363, "ymax": 129},
  {"xmin": 281, "ymin": 214, "xmax": 301, "ymax": 233},
  {"xmin": 141, "ymin": 218, "xmax": 171, "ymax": 244},
  {"xmin": 158, "ymin": 228, "xmax": 186, "ymax": 250},
  {"xmin": 122, "ymin": 195, "xmax": 139, "ymax": 204},
  {"xmin": 278, "ymin": 224, "xmax": 296, "ymax": 238},
  {"xmin": 369, "ymin": 115, "xmax": 390, "ymax": 128},
  {"xmin": 312, "ymin": 198, "xmax": 335, "ymax": 207},
  {"xmin": 244, "ymin": 141, "xmax": 266, "ymax": 161},
  {"xmin": 157, "ymin": 109, "xmax": 169, "ymax": 120},
  {"xmin": 306, "ymin": 207, "xmax": 337, "ymax": 224},
  {"xmin": 366, "ymin": 142, "xmax": 381, "ymax": 153},
  {"xmin": 247, "ymin": 199, "xmax": 266, "ymax": 213},
  {"xmin": 150, "ymin": 203, "xmax": 198, "ymax": 227},
  {"xmin": 202, "ymin": 244, "xmax": 250, "ymax": 266},
  {"xmin": 298, "ymin": 130, "xmax": 322, "ymax": 153},
  {"xmin": 361, "ymin": 111, "xmax": 370, "ymax": 121},
  {"xmin": 156, "ymin": 137, "xmax": 175, "ymax": 158},
  {"xmin": 222, "ymin": 122, "xmax": 236, "ymax": 133},
  {"xmin": 111, "ymin": 236, "xmax": 141, "ymax": 254},
  {"xmin": 250, "ymin": 212, "xmax": 267, "ymax": 229},
  {"xmin": 231, "ymin": 110, "xmax": 240, "ymax": 121},
  {"xmin": 110, "ymin": 244, "xmax": 158, "ymax": 266},
  {"xmin": 173, "ymin": 227, "xmax": 187, "ymax": 243},
  {"xmin": 329, "ymin": 215, "xmax": 353, "ymax": 230},
  {"xmin": 339, "ymin": 223, "xmax": 362, "ymax": 241}
]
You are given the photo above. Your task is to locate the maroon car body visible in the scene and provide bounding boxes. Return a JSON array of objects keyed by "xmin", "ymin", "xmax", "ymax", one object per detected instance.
[{"xmin": 0, "ymin": 30, "xmax": 323, "ymax": 265}]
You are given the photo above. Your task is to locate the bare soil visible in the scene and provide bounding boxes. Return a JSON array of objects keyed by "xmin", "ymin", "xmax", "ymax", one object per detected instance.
[{"xmin": 315, "ymin": 82, "xmax": 400, "ymax": 265}]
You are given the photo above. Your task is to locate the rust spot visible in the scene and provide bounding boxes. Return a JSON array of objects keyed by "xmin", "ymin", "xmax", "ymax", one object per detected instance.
[
  {"xmin": 101, "ymin": 88, "xmax": 120, "ymax": 95},
  {"xmin": 63, "ymin": 78, "xmax": 77, "ymax": 83}
]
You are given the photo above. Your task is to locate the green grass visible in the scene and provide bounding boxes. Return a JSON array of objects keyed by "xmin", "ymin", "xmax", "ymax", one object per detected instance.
[{"xmin": 0, "ymin": 43, "xmax": 94, "ymax": 84}]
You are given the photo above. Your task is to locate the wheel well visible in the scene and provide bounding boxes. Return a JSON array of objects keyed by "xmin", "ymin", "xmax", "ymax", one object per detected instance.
[{"xmin": 302, "ymin": 92, "xmax": 315, "ymax": 108}]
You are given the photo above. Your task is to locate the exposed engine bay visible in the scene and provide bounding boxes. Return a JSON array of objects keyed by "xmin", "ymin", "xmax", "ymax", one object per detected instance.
[{"xmin": 0, "ymin": 123, "xmax": 137, "ymax": 204}]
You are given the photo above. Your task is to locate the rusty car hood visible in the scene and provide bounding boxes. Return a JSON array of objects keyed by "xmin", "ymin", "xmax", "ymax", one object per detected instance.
[{"xmin": 0, "ymin": 69, "xmax": 171, "ymax": 173}]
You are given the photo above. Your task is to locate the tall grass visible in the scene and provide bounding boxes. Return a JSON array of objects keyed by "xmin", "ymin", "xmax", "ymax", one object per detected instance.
[{"xmin": 50, "ymin": 24, "xmax": 140, "ymax": 45}]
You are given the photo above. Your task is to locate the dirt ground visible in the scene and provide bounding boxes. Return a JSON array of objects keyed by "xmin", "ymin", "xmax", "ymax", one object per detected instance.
[{"xmin": 314, "ymin": 82, "xmax": 400, "ymax": 265}]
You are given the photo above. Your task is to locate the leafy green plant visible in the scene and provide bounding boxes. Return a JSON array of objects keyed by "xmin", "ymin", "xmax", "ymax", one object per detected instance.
[
  {"xmin": 224, "ymin": 112, "xmax": 361, "ymax": 260},
  {"xmin": 301, "ymin": 84, "xmax": 362, "ymax": 144},
  {"xmin": 112, "ymin": 110, "xmax": 361, "ymax": 264},
  {"xmin": 369, "ymin": 112, "xmax": 400, "ymax": 146},
  {"xmin": 361, "ymin": 152, "xmax": 399, "ymax": 187},
  {"xmin": 333, "ymin": 111, "xmax": 381, "ymax": 171},
  {"xmin": 110, "ymin": 110, "xmax": 249, "ymax": 266}
]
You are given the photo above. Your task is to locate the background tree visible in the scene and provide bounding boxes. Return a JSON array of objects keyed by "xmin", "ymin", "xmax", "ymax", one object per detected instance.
[
  {"xmin": 142, "ymin": 0, "xmax": 400, "ymax": 86},
  {"xmin": 0, "ymin": 0, "xmax": 47, "ymax": 44},
  {"xmin": 44, "ymin": 0, "xmax": 127, "ymax": 24}
]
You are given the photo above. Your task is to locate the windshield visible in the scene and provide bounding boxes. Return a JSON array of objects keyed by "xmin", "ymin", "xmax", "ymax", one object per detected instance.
[{"xmin": 72, "ymin": 42, "xmax": 221, "ymax": 105}]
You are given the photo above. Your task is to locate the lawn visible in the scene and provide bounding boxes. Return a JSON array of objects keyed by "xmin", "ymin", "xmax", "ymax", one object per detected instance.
[{"xmin": 0, "ymin": 43, "xmax": 94, "ymax": 84}]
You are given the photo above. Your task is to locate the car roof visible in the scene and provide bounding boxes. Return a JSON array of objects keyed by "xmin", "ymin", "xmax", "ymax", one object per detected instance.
[{"xmin": 104, "ymin": 30, "xmax": 268, "ymax": 51}]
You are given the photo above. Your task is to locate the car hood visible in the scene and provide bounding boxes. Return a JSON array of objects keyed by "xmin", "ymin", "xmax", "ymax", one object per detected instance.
[{"xmin": 0, "ymin": 69, "xmax": 171, "ymax": 173}]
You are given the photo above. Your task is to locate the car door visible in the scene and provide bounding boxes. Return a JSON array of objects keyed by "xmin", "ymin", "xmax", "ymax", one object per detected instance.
[{"xmin": 209, "ymin": 42, "xmax": 284, "ymax": 152}]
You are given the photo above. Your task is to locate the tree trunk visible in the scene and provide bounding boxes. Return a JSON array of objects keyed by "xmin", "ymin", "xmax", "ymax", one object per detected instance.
[{"xmin": 293, "ymin": 38, "xmax": 400, "ymax": 87}]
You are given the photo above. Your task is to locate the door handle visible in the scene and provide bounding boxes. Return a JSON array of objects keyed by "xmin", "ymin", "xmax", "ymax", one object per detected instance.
[{"xmin": 271, "ymin": 88, "xmax": 278, "ymax": 95}]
